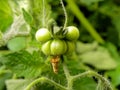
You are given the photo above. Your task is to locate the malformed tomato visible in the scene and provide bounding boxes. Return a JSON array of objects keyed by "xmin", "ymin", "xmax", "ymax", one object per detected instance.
[
  {"xmin": 41, "ymin": 40, "xmax": 51, "ymax": 55},
  {"xmin": 65, "ymin": 26, "xmax": 79, "ymax": 41},
  {"xmin": 51, "ymin": 39, "xmax": 67, "ymax": 55},
  {"xmin": 66, "ymin": 41, "xmax": 75, "ymax": 54},
  {"xmin": 35, "ymin": 28, "xmax": 52, "ymax": 42}
]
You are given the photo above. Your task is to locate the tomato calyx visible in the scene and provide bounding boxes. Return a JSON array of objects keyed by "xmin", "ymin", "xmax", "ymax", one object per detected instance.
[{"xmin": 49, "ymin": 24, "xmax": 68, "ymax": 39}]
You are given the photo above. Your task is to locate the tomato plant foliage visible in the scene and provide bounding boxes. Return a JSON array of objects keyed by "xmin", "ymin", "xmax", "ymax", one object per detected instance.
[
  {"xmin": 0, "ymin": 0, "xmax": 120, "ymax": 90},
  {"xmin": 0, "ymin": 51, "xmax": 46, "ymax": 78}
]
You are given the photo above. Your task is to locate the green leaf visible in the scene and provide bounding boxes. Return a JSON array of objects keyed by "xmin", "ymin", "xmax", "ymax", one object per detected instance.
[
  {"xmin": 80, "ymin": 0, "xmax": 103, "ymax": 5},
  {"xmin": 76, "ymin": 41, "xmax": 98, "ymax": 54},
  {"xmin": 0, "ymin": 51, "xmax": 45, "ymax": 78},
  {"xmin": 22, "ymin": 8, "xmax": 33, "ymax": 25},
  {"xmin": 112, "ymin": 15, "xmax": 120, "ymax": 46},
  {"xmin": 0, "ymin": 0, "xmax": 13, "ymax": 32},
  {"xmin": 79, "ymin": 46, "xmax": 117, "ymax": 70},
  {"xmin": 105, "ymin": 43, "xmax": 120, "ymax": 86},
  {"xmin": 99, "ymin": 2, "xmax": 120, "ymax": 18},
  {"xmin": 105, "ymin": 42, "xmax": 120, "ymax": 62},
  {"xmin": 99, "ymin": 1, "xmax": 120, "ymax": 46},
  {"xmin": 0, "ymin": 73, "xmax": 12, "ymax": 90},
  {"xmin": 7, "ymin": 37, "xmax": 27, "ymax": 51},
  {"xmin": 106, "ymin": 65, "xmax": 120, "ymax": 86},
  {"xmin": 73, "ymin": 77, "xmax": 97, "ymax": 90},
  {"xmin": 5, "ymin": 79, "xmax": 32, "ymax": 90}
]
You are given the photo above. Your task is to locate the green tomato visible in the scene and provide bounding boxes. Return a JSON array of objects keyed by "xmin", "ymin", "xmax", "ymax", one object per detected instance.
[
  {"xmin": 66, "ymin": 41, "xmax": 75, "ymax": 54},
  {"xmin": 51, "ymin": 39, "xmax": 67, "ymax": 55},
  {"xmin": 65, "ymin": 26, "xmax": 79, "ymax": 41},
  {"xmin": 41, "ymin": 40, "xmax": 51, "ymax": 55},
  {"xmin": 35, "ymin": 28, "xmax": 51, "ymax": 42}
]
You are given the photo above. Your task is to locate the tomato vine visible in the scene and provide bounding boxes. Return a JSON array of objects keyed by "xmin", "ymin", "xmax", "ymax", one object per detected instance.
[{"xmin": 0, "ymin": 0, "xmax": 115, "ymax": 90}]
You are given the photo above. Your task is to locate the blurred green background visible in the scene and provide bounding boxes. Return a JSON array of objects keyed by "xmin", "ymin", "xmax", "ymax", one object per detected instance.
[{"xmin": 0, "ymin": 0, "xmax": 120, "ymax": 90}]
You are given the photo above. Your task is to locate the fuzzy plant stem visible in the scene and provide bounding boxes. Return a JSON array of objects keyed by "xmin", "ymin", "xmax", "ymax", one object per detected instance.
[
  {"xmin": 24, "ymin": 77, "xmax": 67, "ymax": 90},
  {"xmin": 66, "ymin": 0, "xmax": 104, "ymax": 44},
  {"xmin": 63, "ymin": 63, "xmax": 73, "ymax": 90},
  {"xmin": 60, "ymin": 0, "xmax": 68, "ymax": 30},
  {"xmin": 25, "ymin": 62, "xmax": 112, "ymax": 90},
  {"xmin": 96, "ymin": 79, "xmax": 103, "ymax": 90},
  {"xmin": 72, "ymin": 70, "xmax": 113, "ymax": 90},
  {"xmin": 62, "ymin": 56, "xmax": 112, "ymax": 90},
  {"xmin": 0, "ymin": 31, "xmax": 29, "ymax": 47},
  {"xmin": 42, "ymin": 0, "xmax": 45, "ymax": 27},
  {"xmin": 0, "ymin": 15, "xmax": 30, "ymax": 47}
]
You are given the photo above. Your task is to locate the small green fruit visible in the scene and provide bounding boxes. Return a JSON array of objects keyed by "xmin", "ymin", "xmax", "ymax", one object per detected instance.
[
  {"xmin": 66, "ymin": 41, "xmax": 75, "ymax": 54},
  {"xmin": 65, "ymin": 26, "xmax": 79, "ymax": 41},
  {"xmin": 35, "ymin": 28, "xmax": 51, "ymax": 42},
  {"xmin": 41, "ymin": 40, "xmax": 51, "ymax": 55},
  {"xmin": 51, "ymin": 39, "xmax": 67, "ymax": 55}
]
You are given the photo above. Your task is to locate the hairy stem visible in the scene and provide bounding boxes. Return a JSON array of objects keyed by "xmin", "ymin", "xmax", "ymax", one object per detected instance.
[
  {"xmin": 1, "ymin": 31, "xmax": 29, "ymax": 46},
  {"xmin": 66, "ymin": 0, "xmax": 104, "ymax": 44},
  {"xmin": 67, "ymin": 77, "xmax": 73, "ymax": 90},
  {"xmin": 63, "ymin": 63, "xmax": 73, "ymax": 90},
  {"xmin": 73, "ymin": 71, "xmax": 113, "ymax": 90},
  {"xmin": 0, "ymin": 16, "xmax": 30, "ymax": 47},
  {"xmin": 24, "ymin": 62, "xmax": 112, "ymax": 90},
  {"xmin": 63, "ymin": 63, "xmax": 70, "ymax": 79},
  {"xmin": 60, "ymin": 0, "xmax": 68, "ymax": 30},
  {"xmin": 42, "ymin": 0, "xmax": 45, "ymax": 27},
  {"xmin": 96, "ymin": 79, "xmax": 102, "ymax": 90},
  {"xmin": 24, "ymin": 77, "xmax": 67, "ymax": 90}
]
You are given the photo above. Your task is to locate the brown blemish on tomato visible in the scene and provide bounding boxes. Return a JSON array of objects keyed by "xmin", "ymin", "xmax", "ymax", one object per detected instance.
[{"xmin": 51, "ymin": 56, "xmax": 60, "ymax": 74}]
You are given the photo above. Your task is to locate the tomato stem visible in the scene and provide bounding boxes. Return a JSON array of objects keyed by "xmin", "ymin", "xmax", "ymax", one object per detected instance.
[
  {"xmin": 24, "ymin": 77, "xmax": 67, "ymax": 90},
  {"xmin": 25, "ymin": 58, "xmax": 112, "ymax": 90},
  {"xmin": 62, "ymin": 56, "xmax": 112, "ymax": 90},
  {"xmin": 42, "ymin": 0, "xmax": 45, "ymax": 27},
  {"xmin": 63, "ymin": 62, "xmax": 73, "ymax": 90},
  {"xmin": 60, "ymin": 0, "xmax": 68, "ymax": 30},
  {"xmin": 72, "ymin": 70, "xmax": 113, "ymax": 90}
]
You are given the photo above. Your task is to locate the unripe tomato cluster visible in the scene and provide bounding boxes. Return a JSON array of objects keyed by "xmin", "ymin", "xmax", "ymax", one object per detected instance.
[{"xmin": 35, "ymin": 26, "xmax": 79, "ymax": 56}]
